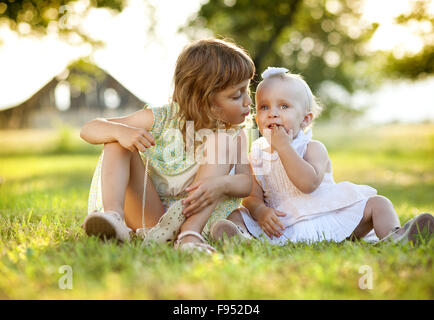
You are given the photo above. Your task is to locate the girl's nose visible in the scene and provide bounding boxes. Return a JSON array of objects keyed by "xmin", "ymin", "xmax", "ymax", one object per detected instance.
[{"xmin": 244, "ymin": 94, "xmax": 252, "ymax": 107}]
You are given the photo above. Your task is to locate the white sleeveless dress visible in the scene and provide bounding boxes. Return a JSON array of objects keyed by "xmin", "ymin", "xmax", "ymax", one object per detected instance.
[{"xmin": 240, "ymin": 129, "xmax": 379, "ymax": 245}]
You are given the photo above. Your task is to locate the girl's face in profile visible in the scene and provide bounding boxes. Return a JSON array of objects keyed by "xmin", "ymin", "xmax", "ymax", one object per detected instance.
[
  {"xmin": 255, "ymin": 77, "xmax": 310, "ymax": 139},
  {"xmin": 211, "ymin": 79, "xmax": 252, "ymax": 125}
]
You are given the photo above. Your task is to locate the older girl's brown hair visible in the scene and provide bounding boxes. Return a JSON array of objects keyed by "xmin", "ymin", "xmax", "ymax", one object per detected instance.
[{"xmin": 172, "ymin": 38, "xmax": 255, "ymax": 136}]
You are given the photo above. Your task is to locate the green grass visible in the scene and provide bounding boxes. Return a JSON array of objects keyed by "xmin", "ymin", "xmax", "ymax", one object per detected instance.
[{"xmin": 0, "ymin": 124, "xmax": 433, "ymax": 299}]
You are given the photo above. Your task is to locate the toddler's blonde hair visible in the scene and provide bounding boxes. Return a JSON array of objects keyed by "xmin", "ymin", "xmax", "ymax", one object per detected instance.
[
  {"xmin": 259, "ymin": 68, "xmax": 323, "ymax": 119},
  {"xmin": 172, "ymin": 38, "xmax": 255, "ymax": 136}
]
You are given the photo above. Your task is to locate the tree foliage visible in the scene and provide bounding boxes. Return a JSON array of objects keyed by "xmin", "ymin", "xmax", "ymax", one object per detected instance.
[
  {"xmin": 182, "ymin": 0, "xmax": 381, "ymax": 119},
  {"xmin": 383, "ymin": 0, "xmax": 434, "ymax": 79},
  {"xmin": 0, "ymin": 0, "xmax": 127, "ymax": 48}
]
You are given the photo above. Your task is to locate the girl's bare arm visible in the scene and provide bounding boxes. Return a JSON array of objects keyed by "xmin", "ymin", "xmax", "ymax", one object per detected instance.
[
  {"xmin": 222, "ymin": 128, "xmax": 252, "ymax": 198},
  {"xmin": 79, "ymin": 108, "xmax": 155, "ymax": 152},
  {"xmin": 182, "ymin": 130, "xmax": 252, "ymax": 216},
  {"xmin": 191, "ymin": 129, "xmax": 252, "ymax": 198}
]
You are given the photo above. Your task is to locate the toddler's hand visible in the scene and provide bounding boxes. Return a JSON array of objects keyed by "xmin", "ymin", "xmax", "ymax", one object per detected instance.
[
  {"xmin": 265, "ymin": 126, "xmax": 293, "ymax": 152},
  {"xmin": 255, "ymin": 206, "xmax": 286, "ymax": 239},
  {"xmin": 182, "ymin": 177, "xmax": 226, "ymax": 218},
  {"xmin": 116, "ymin": 125, "xmax": 155, "ymax": 153}
]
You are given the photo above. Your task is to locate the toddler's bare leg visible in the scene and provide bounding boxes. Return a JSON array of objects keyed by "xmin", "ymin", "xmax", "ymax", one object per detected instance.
[
  {"xmin": 101, "ymin": 142, "xmax": 164, "ymax": 231},
  {"xmin": 350, "ymin": 195, "xmax": 401, "ymax": 240}
]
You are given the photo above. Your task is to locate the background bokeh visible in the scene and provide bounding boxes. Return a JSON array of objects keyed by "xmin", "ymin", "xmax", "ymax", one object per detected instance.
[{"xmin": 0, "ymin": 0, "xmax": 433, "ymax": 126}]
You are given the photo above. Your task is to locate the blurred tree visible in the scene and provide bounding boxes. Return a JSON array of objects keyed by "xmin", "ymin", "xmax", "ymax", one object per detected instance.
[
  {"xmin": 66, "ymin": 57, "xmax": 106, "ymax": 92},
  {"xmin": 0, "ymin": 0, "xmax": 157, "ymax": 81},
  {"xmin": 182, "ymin": 0, "xmax": 380, "ymax": 119},
  {"xmin": 383, "ymin": 0, "xmax": 434, "ymax": 79},
  {"xmin": 0, "ymin": 0, "xmax": 128, "ymax": 48}
]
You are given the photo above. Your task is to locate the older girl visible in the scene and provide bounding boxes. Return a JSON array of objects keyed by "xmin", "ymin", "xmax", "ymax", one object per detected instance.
[{"xmin": 80, "ymin": 39, "xmax": 254, "ymax": 253}]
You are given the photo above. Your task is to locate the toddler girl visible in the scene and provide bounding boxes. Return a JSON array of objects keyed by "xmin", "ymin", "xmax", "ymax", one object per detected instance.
[
  {"xmin": 80, "ymin": 39, "xmax": 254, "ymax": 253},
  {"xmin": 209, "ymin": 67, "xmax": 433, "ymax": 245}
]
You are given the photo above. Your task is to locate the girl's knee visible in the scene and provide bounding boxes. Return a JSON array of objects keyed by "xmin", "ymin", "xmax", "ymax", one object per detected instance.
[{"xmin": 104, "ymin": 141, "xmax": 132, "ymax": 156}]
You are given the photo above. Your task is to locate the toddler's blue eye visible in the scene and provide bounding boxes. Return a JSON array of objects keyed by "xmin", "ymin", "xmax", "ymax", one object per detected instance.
[
  {"xmin": 281, "ymin": 104, "xmax": 289, "ymax": 109},
  {"xmin": 260, "ymin": 105, "xmax": 268, "ymax": 110}
]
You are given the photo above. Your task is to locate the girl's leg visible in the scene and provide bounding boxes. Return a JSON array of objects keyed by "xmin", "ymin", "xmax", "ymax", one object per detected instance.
[
  {"xmin": 178, "ymin": 162, "xmax": 232, "ymax": 245},
  {"xmin": 178, "ymin": 133, "xmax": 236, "ymax": 245},
  {"xmin": 350, "ymin": 195, "xmax": 401, "ymax": 240},
  {"xmin": 227, "ymin": 209, "xmax": 249, "ymax": 233},
  {"xmin": 101, "ymin": 142, "xmax": 165, "ymax": 231}
]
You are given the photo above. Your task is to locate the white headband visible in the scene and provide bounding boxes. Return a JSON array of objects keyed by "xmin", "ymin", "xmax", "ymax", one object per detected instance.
[{"xmin": 261, "ymin": 67, "xmax": 313, "ymax": 112}]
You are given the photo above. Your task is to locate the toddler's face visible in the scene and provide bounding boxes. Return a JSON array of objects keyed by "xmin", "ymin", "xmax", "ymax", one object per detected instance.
[
  {"xmin": 255, "ymin": 77, "xmax": 310, "ymax": 138},
  {"xmin": 212, "ymin": 79, "xmax": 252, "ymax": 125}
]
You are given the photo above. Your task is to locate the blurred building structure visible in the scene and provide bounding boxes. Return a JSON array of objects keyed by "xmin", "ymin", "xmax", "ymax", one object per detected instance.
[{"xmin": 0, "ymin": 59, "xmax": 145, "ymax": 128}]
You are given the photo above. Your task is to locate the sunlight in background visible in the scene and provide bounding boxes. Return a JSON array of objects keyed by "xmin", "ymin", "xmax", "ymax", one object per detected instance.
[
  {"xmin": 364, "ymin": 0, "xmax": 434, "ymax": 55},
  {"xmin": 103, "ymin": 88, "xmax": 121, "ymax": 109},
  {"xmin": 0, "ymin": 27, "xmax": 91, "ymax": 108},
  {"xmin": 54, "ymin": 81, "xmax": 71, "ymax": 111},
  {"xmin": 0, "ymin": 0, "xmax": 203, "ymax": 110},
  {"xmin": 0, "ymin": 0, "xmax": 433, "ymax": 124},
  {"xmin": 360, "ymin": 0, "xmax": 434, "ymax": 123}
]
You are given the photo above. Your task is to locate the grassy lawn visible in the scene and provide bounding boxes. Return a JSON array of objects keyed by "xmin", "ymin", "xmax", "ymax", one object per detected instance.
[{"xmin": 0, "ymin": 124, "xmax": 433, "ymax": 299}]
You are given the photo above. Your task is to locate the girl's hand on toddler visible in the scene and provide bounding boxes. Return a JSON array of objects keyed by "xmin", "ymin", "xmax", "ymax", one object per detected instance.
[
  {"xmin": 256, "ymin": 206, "xmax": 286, "ymax": 238},
  {"xmin": 182, "ymin": 177, "xmax": 226, "ymax": 217},
  {"xmin": 266, "ymin": 126, "xmax": 293, "ymax": 152},
  {"xmin": 116, "ymin": 125, "xmax": 155, "ymax": 153}
]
